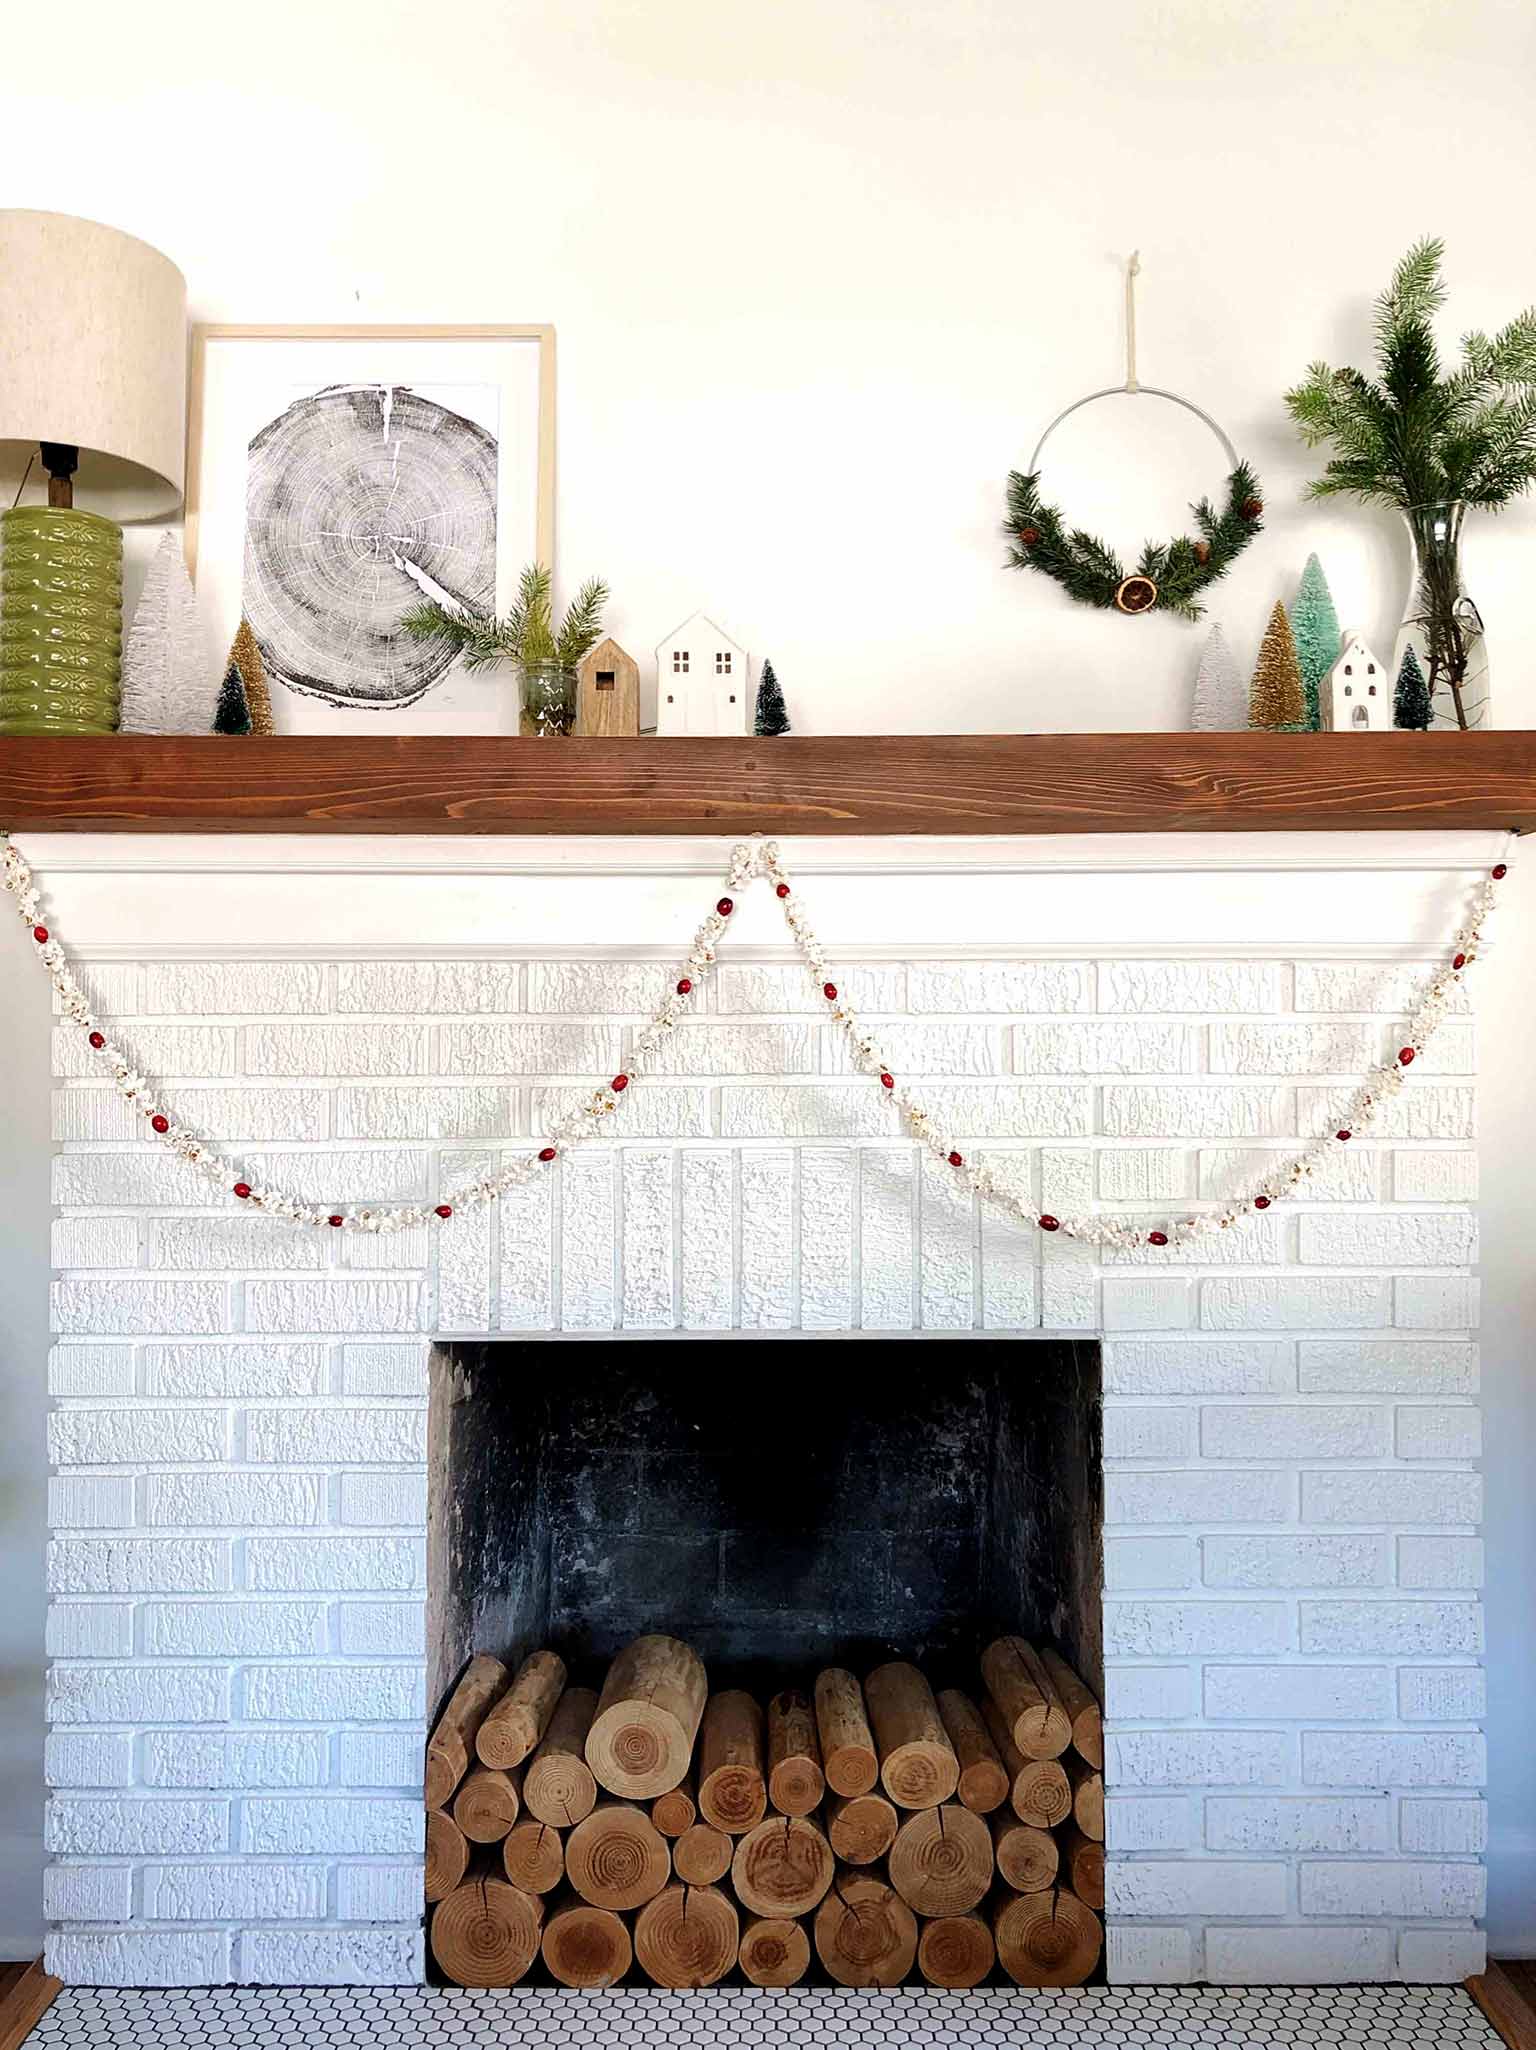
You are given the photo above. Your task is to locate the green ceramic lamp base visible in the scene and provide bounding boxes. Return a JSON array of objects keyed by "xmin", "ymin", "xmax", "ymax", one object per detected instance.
[{"xmin": 0, "ymin": 504, "xmax": 124, "ymax": 735}]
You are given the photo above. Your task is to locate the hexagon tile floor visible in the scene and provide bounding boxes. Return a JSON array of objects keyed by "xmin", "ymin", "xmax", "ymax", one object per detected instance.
[{"xmin": 30, "ymin": 1984, "xmax": 1504, "ymax": 2048}]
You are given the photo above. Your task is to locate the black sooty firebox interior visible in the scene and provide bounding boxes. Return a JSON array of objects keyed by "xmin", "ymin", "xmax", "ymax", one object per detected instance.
[{"xmin": 427, "ymin": 1339, "xmax": 1102, "ymax": 1708}]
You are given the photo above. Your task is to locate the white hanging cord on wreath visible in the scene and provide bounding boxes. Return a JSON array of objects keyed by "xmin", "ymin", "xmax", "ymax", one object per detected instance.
[
  {"xmin": 1025, "ymin": 252, "xmax": 1240, "ymax": 474},
  {"xmin": 1, "ymin": 831, "xmax": 1514, "ymax": 1247}
]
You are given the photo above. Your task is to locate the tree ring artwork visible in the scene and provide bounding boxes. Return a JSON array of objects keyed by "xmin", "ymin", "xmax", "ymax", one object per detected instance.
[{"xmin": 243, "ymin": 384, "xmax": 498, "ymax": 711}]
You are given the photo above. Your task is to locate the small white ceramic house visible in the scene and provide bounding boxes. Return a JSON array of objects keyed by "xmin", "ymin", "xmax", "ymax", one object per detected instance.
[
  {"xmin": 654, "ymin": 613, "xmax": 750, "ymax": 735},
  {"xmin": 1322, "ymin": 631, "xmax": 1391, "ymax": 731}
]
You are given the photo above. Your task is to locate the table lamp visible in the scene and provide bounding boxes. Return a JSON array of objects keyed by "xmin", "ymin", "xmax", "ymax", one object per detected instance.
[{"xmin": 0, "ymin": 210, "xmax": 186, "ymax": 735}]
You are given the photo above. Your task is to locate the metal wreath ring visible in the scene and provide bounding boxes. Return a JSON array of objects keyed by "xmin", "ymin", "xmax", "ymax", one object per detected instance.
[{"xmin": 1005, "ymin": 385, "xmax": 1263, "ymax": 621}]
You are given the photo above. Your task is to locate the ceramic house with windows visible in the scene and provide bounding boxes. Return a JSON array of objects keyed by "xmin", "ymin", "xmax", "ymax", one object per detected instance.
[
  {"xmin": 655, "ymin": 612, "xmax": 750, "ymax": 734},
  {"xmin": 1322, "ymin": 630, "xmax": 1391, "ymax": 731}
]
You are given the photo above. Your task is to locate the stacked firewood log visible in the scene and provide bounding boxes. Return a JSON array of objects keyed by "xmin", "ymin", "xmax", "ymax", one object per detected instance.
[{"xmin": 424, "ymin": 1632, "xmax": 1104, "ymax": 1989}]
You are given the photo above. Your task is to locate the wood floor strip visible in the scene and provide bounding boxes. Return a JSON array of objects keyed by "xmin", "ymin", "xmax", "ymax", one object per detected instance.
[
  {"xmin": 0, "ymin": 1960, "xmax": 63, "ymax": 2050},
  {"xmin": 1469, "ymin": 1961, "xmax": 1536, "ymax": 2050}
]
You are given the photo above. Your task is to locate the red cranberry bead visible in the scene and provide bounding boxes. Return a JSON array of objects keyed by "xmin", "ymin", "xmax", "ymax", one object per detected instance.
[
  {"xmin": 717, "ymin": 896, "xmax": 734, "ymax": 916},
  {"xmin": 1493, "ymin": 863, "xmax": 1508, "ymax": 879},
  {"xmin": 538, "ymin": 1147, "xmax": 557, "ymax": 1163},
  {"xmin": 1336, "ymin": 1129, "xmax": 1351, "ymax": 1142},
  {"xmin": 776, "ymin": 883, "xmax": 790, "ymax": 898},
  {"xmin": 31, "ymin": 925, "xmax": 48, "ymax": 944},
  {"xmin": 948, "ymin": 1150, "xmax": 964, "ymax": 1167},
  {"xmin": 233, "ymin": 1182, "xmax": 252, "ymax": 1199},
  {"xmin": 1039, "ymin": 1214, "xmax": 1060, "ymax": 1232},
  {"xmin": 1453, "ymin": 952, "xmax": 1467, "ymax": 970},
  {"xmin": 879, "ymin": 1072, "xmax": 894, "ymax": 1089},
  {"xmin": 1253, "ymin": 1195, "xmax": 1271, "ymax": 1210},
  {"xmin": 823, "ymin": 982, "xmax": 838, "ymax": 1000},
  {"xmin": 328, "ymin": 1214, "xmax": 344, "ymax": 1228},
  {"xmin": 150, "ymin": 1114, "xmax": 169, "ymax": 1134},
  {"xmin": 1398, "ymin": 1046, "xmax": 1416, "ymax": 1065},
  {"xmin": 611, "ymin": 1074, "xmax": 629, "ymax": 1092},
  {"xmin": 435, "ymin": 1204, "xmax": 453, "ymax": 1219},
  {"xmin": 676, "ymin": 978, "xmax": 692, "ymax": 995},
  {"xmin": 1148, "ymin": 1230, "xmax": 1168, "ymax": 1246},
  {"xmin": 88, "ymin": 1031, "xmax": 105, "ymax": 1049}
]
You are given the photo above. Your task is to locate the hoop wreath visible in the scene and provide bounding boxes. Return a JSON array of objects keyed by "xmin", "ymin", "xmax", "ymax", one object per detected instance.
[{"xmin": 1004, "ymin": 386, "xmax": 1263, "ymax": 620}]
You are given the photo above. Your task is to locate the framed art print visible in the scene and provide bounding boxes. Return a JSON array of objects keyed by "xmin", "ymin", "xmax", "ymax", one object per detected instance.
[{"xmin": 187, "ymin": 325, "xmax": 554, "ymax": 734}]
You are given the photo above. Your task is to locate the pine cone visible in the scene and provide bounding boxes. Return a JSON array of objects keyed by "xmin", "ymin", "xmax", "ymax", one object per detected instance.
[
  {"xmin": 1193, "ymin": 540, "xmax": 1211, "ymax": 566},
  {"xmin": 1017, "ymin": 525, "xmax": 1041, "ymax": 547},
  {"xmin": 1240, "ymin": 497, "xmax": 1263, "ymax": 521}
]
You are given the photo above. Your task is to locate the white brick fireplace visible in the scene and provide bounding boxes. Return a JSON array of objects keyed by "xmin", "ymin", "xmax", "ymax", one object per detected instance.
[{"xmin": 24, "ymin": 829, "xmax": 1494, "ymax": 1990}]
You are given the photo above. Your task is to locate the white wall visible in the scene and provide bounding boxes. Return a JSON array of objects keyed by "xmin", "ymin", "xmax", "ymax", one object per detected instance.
[{"xmin": 2, "ymin": 0, "xmax": 1534, "ymax": 1960}]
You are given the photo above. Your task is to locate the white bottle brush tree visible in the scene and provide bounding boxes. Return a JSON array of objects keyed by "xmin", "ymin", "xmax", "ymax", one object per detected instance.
[{"xmin": 1191, "ymin": 623, "xmax": 1246, "ymax": 730}]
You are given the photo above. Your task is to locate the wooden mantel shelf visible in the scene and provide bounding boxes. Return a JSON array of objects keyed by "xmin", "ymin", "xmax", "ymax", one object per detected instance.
[{"xmin": 1, "ymin": 732, "xmax": 1532, "ymax": 836}]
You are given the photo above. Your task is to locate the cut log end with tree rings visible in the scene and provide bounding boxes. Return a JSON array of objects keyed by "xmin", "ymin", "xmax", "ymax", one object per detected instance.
[
  {"xmin": 731, "ymin": 1813, "xmax": 835, "ymax": 1919},
  {"xmin": 886, "ymin": 1802, "xmax": 994, "ymax": 1917},
  {"xmin": 815, "ymin": 1667, "xmax": 878, "ymax": 1797},
  {"xmin": 766, "ymin": 1688, "xmax": 825, "ymax": 1817},
  {"xmin": 475, "ymin": 1648, "xmax": 568, "ymax": 1773},
  {"xmin": 452, "ymin": 1764, "xmax": 521, "ymax": 1844},
  {"xmin": 425, "ymin": 1653, "xmax": 509, "ymax": 1809},
  {"xmin": 825, "ymin": 1790, "xmax": 899, "ymax": 1867},
  {"xmin": 864, "ymin": 1661, "xmax": 960, "ymax": 1811},
  {"xmin": 993, "ymin": 1884, "xmax": 1103, "ymax": 1987},
  {"xmin": 650, "ymin": 1773, "xmax": 696, "ymax": 1839},
  {"xmin": 522, "ymin": 1685, "xmax": 599, "ymax": 1829},
  {"xmin": 540, "ymin": 1895, "xmax": 632, "ymax": 1989},
  {"xmin": 500, "ymin": 1819, "xmax": 566, "ymax": 1897},
  {"xmin": 564, "ymin": 1799, "xmax": 670, "ymax": 1912},
  {"xmin": 425, "ymin": 1807, "xmax": 471, "ymax": 1903},
  {"xmin": 672, "ymin": 1821, "xmax": 733, "ymax": 1886},
  {"xmin": 430, "ymin": 1875, "xmax": 544, "ymax": 1988},
  {"xmin": 585, "ymin": 1635, "xmax": 708, "ymax": 1800},
  {"xmin": 1066, "ymin": 1755, "xmax": 1105, "ymax": 1842},
  {"xmin": 1058, "ymin": 1821, "xmax": 1106, "ymax": 1910},
  {"xmin": 739, "ymin": 1914, "xmax": 812, "ymax": 1988},
  {"xmin": 1038, "ymin": 1647, "xmax": 1104, "ymax": 1770},
  {"xmin": 813, "ymin": 1870, "xmax": 919, "ymax": 1988},
  {"xmin": 990, "ymin": 1812, "xmax": 1060, "ymax": 1894},
  {"xmin": 697, "ymin": 1689, "xmax": 768, "ymax": 1835},
  {"xmin": 634, "ymin": 1882, "xmax": 739, "ymax": 1989},
  {"xmin": 981, "ymin": 1636, "xmax": 1072, "ymax": 1761},
  {"xmin": 936, "ymin": 1688, "xmax": 1010, "ymax": 1815},
  {"xmin": 918, "ymin": 1911, "xmax": 997, "ymax": 1989},
  {"xmin": 1012, "ymin": 1758, "xmax": 1073, "ymax": 1830}
]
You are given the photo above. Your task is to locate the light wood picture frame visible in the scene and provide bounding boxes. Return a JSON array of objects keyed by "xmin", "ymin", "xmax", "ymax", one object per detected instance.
[{"xmin": 185, "ymin": 324, "xmax": 555, "ymax": 734}]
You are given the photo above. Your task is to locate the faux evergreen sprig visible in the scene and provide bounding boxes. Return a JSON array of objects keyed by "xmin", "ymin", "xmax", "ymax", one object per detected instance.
[
  {"xmin": 1286, "ymin": 237, "xmax": 1536, "ymax": 510},
  {"xmin": 1003, "ymin": 461, "xmax": 1263, "ymax": 620},
  {"xmin": 401, "ymin": 563, "xmax": 610, "ymax": 671}
]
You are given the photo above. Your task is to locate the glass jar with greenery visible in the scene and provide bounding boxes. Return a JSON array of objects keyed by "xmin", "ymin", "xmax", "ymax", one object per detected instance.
[
  {"xmin": 401, "ymin": 564, "xmax": 608, "ymax": 737},
  {"xmin": 1286, "ymin": 240, "xmax": 1536, "ymax": 730}
]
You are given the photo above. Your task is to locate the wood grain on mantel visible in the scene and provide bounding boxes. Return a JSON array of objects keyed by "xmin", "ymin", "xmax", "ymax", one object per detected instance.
[{"xmin": 1, "ymin": 733, "xmax": 1533, "ymax": 836}]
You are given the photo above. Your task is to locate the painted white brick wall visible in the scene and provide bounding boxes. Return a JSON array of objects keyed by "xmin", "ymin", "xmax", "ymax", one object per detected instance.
[{"xmin": 40, "ymin": 901, "xmax": 1484, "ymax": 1989}]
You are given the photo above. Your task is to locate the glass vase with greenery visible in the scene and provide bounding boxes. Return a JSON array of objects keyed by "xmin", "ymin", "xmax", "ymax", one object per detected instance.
[
  {"xmin": 401, "ymin": 564, "xmax": 609, "ymax": 736},
  {"xmin": 1286, "ymin": 239, "xmax": 1536, "ymax": 730}
]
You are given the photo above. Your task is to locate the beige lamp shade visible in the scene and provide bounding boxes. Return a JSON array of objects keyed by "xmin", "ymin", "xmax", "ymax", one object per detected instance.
[{"xmin": 0, "ymin": 210, "xmax": 187, "ymax": 521}]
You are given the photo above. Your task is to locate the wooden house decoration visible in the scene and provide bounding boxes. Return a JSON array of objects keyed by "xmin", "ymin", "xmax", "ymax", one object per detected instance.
[
  {"xmin": 654, "ymin": 613, "xmax": 749, "ymax": 735},
  {"xmin": 574, "ymin": 637, "xmax": 640, "ymax": 737},
  {"xmin": 1322, "ymin": 630, "xmax": 1391, "ymax": 732}
]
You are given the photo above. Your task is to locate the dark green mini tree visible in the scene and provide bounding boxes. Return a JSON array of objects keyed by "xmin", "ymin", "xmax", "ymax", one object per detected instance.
[
  {"xmin": 212, "ymin": 660, "xmax": 252, "ymax": 735},
  {"xmin": 754, "ymin": 659, "xmax": 790, "ymax": 736},
  {"xmin": 1393, "ymin": 646, "xmax": 1432, "ymax": 729}
]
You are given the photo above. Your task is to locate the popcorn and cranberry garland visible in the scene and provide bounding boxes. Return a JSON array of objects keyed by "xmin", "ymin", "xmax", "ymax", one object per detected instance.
[{"xmin": 2, "ymin": 831, "xmax": 1511, "ymax": 1244}]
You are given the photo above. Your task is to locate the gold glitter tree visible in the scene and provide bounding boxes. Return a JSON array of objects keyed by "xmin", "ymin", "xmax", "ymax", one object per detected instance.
[
  {"xmin": 1248, "ymin": 601, "xmax": 1308, "ymax": 730},
  {"xmin": 228, "ymin": 619, "xmax": 275, "ymax": 736}
]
